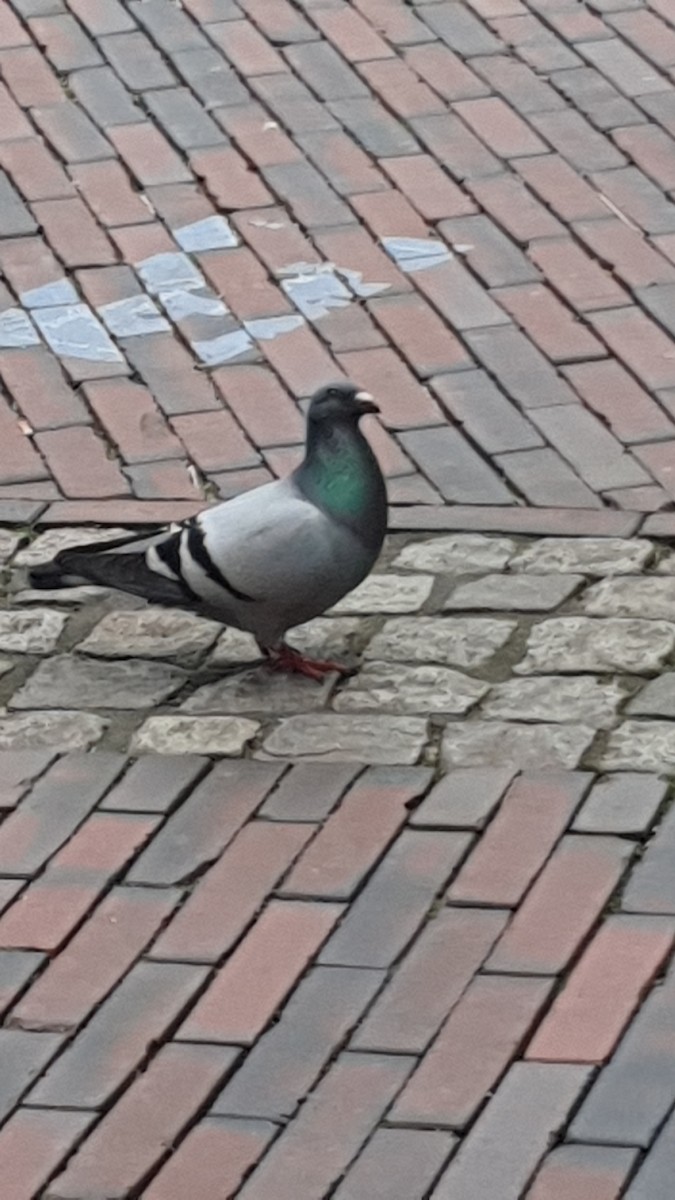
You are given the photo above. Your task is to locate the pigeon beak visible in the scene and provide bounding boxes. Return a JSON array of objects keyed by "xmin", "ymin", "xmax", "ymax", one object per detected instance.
[{"xmin": 354, "ymin": 390, "xmax": 379, "ymax": 415}]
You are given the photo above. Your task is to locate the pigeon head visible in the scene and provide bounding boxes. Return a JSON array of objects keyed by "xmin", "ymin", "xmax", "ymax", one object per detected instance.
[{"xmin": 307, "ymin": 382, "xmax": 379, "ymax": 426}]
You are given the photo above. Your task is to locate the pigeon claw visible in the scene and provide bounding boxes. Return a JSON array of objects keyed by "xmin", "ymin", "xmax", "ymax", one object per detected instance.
[{"xmin": 266, "ymin": 644, "xmax": 350, "ymax": 682}]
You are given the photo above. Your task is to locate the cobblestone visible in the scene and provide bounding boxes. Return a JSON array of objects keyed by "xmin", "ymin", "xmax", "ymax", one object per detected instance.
[
  {"xmin": 394, "ymin": 534, "xmax": 517, "ymax": 574},
  {"xmin": 335, "ymin": 663, "xmax": 489, "ymax": 715},
  {"xmin": 0, "ymin": 710, "xmax": 107, "ymax": 750},
  {"xmin": 77, "ymin": 607, "xmax": 221, "ymax": 663},
  {"xmin": 441, "ymin": 720, "xmax": 596, "ymax": 770},
  {"xmin": 510, "ymin": 538, "xmax": 655, "ymax": 575},
  {"xmin": 482, "ymin": 675, "xmax": 630, "ymax": 727},
  {"xmin": 365, "ymin": 616, "xmax": 517, "ymax": 668},
  {"xmin": 131, "ymin": 714, "xmax": 260, "ymax": 756},
  {"xmin": 444, "ymin": 573, "xmax": 583, "ymax": 611},
  {"xmin": 516, "ymin": 617, "xmax": 675, "ymax": 674},
  {"xmin": 0, "ymin": 609, "xmax": 66, "ymax": 655},
  {"xmin": 10, "ymin": 655, "xmax": 186, "ymax": 710},
  {"xmin": 261, "ymin": 714, "xmax": 429, "ymax": 764}
]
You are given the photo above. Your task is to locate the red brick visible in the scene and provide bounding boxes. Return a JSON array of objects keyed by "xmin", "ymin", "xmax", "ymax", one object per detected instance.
[
  {"xmin": 0, "ymin": 234, "xmax": 62, "ymax": 297},
  {"xmin": 605, "ymin": 484, "xmax": 671, "ymax": 510},
  {"xmin": 260, "ymin": 762, "xmax": 362, "ymax": 822},
  {"xmin": 36, "ymin": 426, "xmax": 129, "ymax": 497},
  {"xmin": 0, "ymin": 749, "xmax": 56, "ymax": 810},
  {"xmin": 469, "ymin": 172, "xmax": 564, "ymax": 242},
  {"xmin": 214, "ymin": 364, "xmax": 304, "ymax": 446},
  {"xmin": 515, "ymin": 154, "xmax": 609, "ymax": 221},
  {"xmin": 210, "ymin": 465, "xmax": 274, "ymax": 497},
  {"xmin": 0, "ymin": 398, "xmax": 49, "ymax": 485},
  {"xmin": 235, "ymin": 1053, "xmax": 413, "ymax": 1200},
  {"xmin": 216, "ymin": 100, "xmax": 302, "ymax": 168},
  {"xmin": 0, "ymin": 139, "xmax": 73, "ymax": 201},
  {"xmin": 0, "ymin": 1109, "xmax": 93, "ymax": 1200},
  {"xmin": 100, "ymin": 755, "xmax": 209, "ymax": 813},
  {"xmin": 282, "ymin": 768, "xmax": 430, "ymax": 901},
  {"xmin": 381, "ymin": 154, "xmax": 476, "ymax": 220},
  {"xmin": 448, "ymin": 772, "xmax": 590, "ymax": 906},
  {"xmin": 108, "ymin": 123, "xmax": 191, "ymax": 186},
  {"xmin": 178, "ymin": 900, "xmax": 342, "ymax": 1043},
  {"xmin": 70, "ymin": 160, "xmax": 152, "ymax": 227},
  {"xmin": 31, "ymin": 196, "xmax": 116, "ymax": 267},
  {"xmin": 337, "ymin": 347, "xmax": 444, "ymax": 429},
  {"xmin": 111, "ymin": 220, "xmax": 177, "ymax": 261},
  {"xmin": 312, "ymin": 4, "xmax": 393, "ymax": 60},
  {"xmin": 0, "ymin": 753, "xmax": 124, "ymax": 876},
  {"xmin": 487, "ymin": 834, "xmax": 633, "ymax": 975},
  {"xmin": 0, "ymin": 45, "xmax": 64, "ymax": 107},
  {"xmin": 527, "ymin": 914, "xmax": 675, "ymax": 1063},
  {"xmin": 575, "ymin": 219, "xmax": 675, "ymax": 288},
  {"xmin": 299, "ymin": 128, "xmax": 387, "ymax": 196},
  {"xmin": 590, "ymin": 166, "xmax": 675, "ymax": 235},
  {"xmin": 405, "ymin": 43, "xmax": 489, "ymax": 101},
  {"xmin": 123, "ymin": 333, "xmax": 223, "ymax": 416},
  {"xmin": 151, "ymin": 822, "xmax": 312, "ymax": 963},
  {"xmin": 83, "ymin": 378, "xmax": 185, "ymax": 463},
  {"xmin": 143, "ymin": 1117, "xmax": 276, "ymax": 1200},
  {"xmin": 633, "ymin": 440, "xmax": 675, "ymax": 499},
  {"xmin": 614, "ymin": 125, "xmax": 675, "ymax": 192},
  {"xmin": 471, "ymin": 51, "xmax": 564, "ymax": 112},
  {"xmin": 0, "ymin": 812, "xmax": 158, "ymax": 951},
  {"xmin": 171, "ymin": 408, "xmax": 258, "ymax": 472},
  {"xmin": 262, "ymin": 320, "xmax": 344, "ymax": 398},
  {"xmin": 389, "ymin": 503, "xmax": 642, "ymax": 536},
  {"xmin": 127, "ymin": 760, "xmax": 282, "ymax": 886},
  {"xmin": 391, "ymin": 975, "xmax": 553, "ymax": 1130},
  {"xmin": 590, "ymin": 306, "xmax": 675, "ymax": 391},
  {"xmin": 9, "ymin": 885, "xmax": 181, "ymax": 1032},
  {"xmin": 526, "ymin": 1144, "xmax": 638, "ymax": 1200},
  {"xmin": 212, "ymin": 963, "xmax": 383, "ymax": 1120},
  {"xmin": 429, "ymin": 1061, "xmax": 592, "ymax": 1198},
  {"xmin": 357, "ymin": 57, "xmax": 445, "ymax": 119},
  {"xmin": 29, "ymin": 960, "xmax": 208, "ymax": 1109},
  {"xmin": 190, "ymin": 144, "xmax": 273, "ymax": 208},
  {"xmin": 611, "ymin": 7, "xmax": 675, "ymax": 67},
  {"xmin": 495, "ymin": 282, "xmax": 606, "ymax": 361},
  {"xmin": 0, "ymin": 5, "xmax": 29, "ymax": 47},
  {"xmin": 314, "ymin": 304, "xmax": 387, "ymax": 354},
  {"xmin": 208, "ymin": 17, "xmax": 287, "ymax": 74},
  {"xmin": 146, "ymin": 182, "xmax": 216, "ymax": 229},
  {"xmin": 353, "ymin": 907, "xmax": 508, "ymax": 1054},
  {"xmin": 125, "ymin": 460, "xmax": 203, "ymax": 499},
  {"xmin": 237, "ymin": 0, "xmax": 315, "ymax": 43},
  {"xmin": 333, "ymin": 1129, "xmax": 455, "ymax": 1200},
  {"xmin": 350, "ymin": 188, "xmax": 430, "ymax": 240},
  {"xmin": 231, "ymin": 205, "xmax": 322, "ymax": 274},
  {"xmin": 45, "ymin": 1042, "xmax": 238, "ymax": 1200},
  {"xmin": 564, "ymin": 360, "xmax": 675, "ymax": 445},
  {"xmin": 0, "ymin": 345, "xmax": 83, "ymax": 434},
  {"xmin": 313, "ymin": 225, "xmax": 412, "ymax": 295},
  {"xmin": 528, "ymin": 237, "xmax": 626, "ymax": 312},
  {"xmin": 0, "ymin": 81, "xmax": 37, "ymax": 141},
  {"xmin": 367, "ymin": 293, "xmax": 472, "ymax": 379},
  {"xmin": 43, "ymin": 498, "xmax": 203, "ymax": 524},
  {"xmin": 320, "ymin": 831, "xmax": 471, "ymax": 969},
  {"xmin": 354, "ymin": 0, "xmax": 438, "ymax": 45},
  {"xmin": 360, "ymin": 415, "xmax": 415, "ymax": 477}
]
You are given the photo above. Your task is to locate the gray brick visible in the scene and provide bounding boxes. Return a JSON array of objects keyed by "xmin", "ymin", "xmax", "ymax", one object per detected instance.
[
  {"xmin": 551, "ymin": 65, "xmax": 646, "ymax": 129},
  {"xmin": 400, "ymin": 426, "xmax": 516, "ymax": 505},
  {"xmin": 431, "ymin": 371, "xmax": 543, "ymax": 454},
  {"xmin": 70, "ymin": 66, "xmax": 143, "ymax": 128},
  {"xmin": 251, "ymin": 73, "xmax": 339, "ymax": 134},
  {"xmin": 285, "ymin": 41, "xmax": 369, "ymax": 101},
  {"xmin": 577, "ymin": 37, "xmax": 667, "ymax": 97},
  {"xmin": 624, "ymin": 1105, "xmax": 675, "ymax": 1198},
  {"xmin": 622, "ymin": 805, "xmax": 675, "ymax": 913},
  {"xmin": 0, "ymin": 172, "xmax": 37, "ymax": 236},
  {"xmin": 174, "ymin": 48, "xmax": 250, "ymax": 109},
  {"xmin": 263, "ymin": 160, "xmax": 353, "ymax": 228},
  {"xmin": 408, "ymin": 767, "xmax": 516, "ymax": 829},
  {"xmin": 100, "ymin": 30, "xmax": 176, "ymax": 91},
  {"xmin": 464, "ymin": 325, "xmax": 581, "ymax": 408},
  {"xmin": 32, "ymin": 101, "xmax": 114, "ymax": 163},
  {"xmin": 129, "ymin": 0, "xmax": 208, "ymax": 52},
  {"xmin": 421, "ymin": 2, "xmax": 501, "ymax": 56},
  {"xmin": 329, "ymin": 97, "xmax": 420, "ymax": 157},
  {"xmin": 529, "ymin": 405, "xmax": 651, "ymax": 491},
  {"xmin": 144, "ymin": 88, "xmax": 226, "ymax": 150},
  {"xmin": 470, "ymin": 54, "xmax": 566, "ymax": 115},
  {"xmin": 439, "ymin": 215, "xmax": 539, "ymax": 287},
  {"xmin": 573, "ymin": 773, "xmax": 666, "ymax": 835},
  {"xmin": 495, "ymin": 447, "xmax": 602, "ymax": 508}
]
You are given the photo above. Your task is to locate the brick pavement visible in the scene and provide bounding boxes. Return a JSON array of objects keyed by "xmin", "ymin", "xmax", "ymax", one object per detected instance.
[
  {"xmin": 0, "ymin": 530, "xmax": 673, "ymax": 1195},
  {"xmin": 4, "ymin": 0, "xmax": 675, "ymax": 532}
]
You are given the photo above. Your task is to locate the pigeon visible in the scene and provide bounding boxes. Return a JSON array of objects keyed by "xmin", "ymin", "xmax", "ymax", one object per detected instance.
[{"xmin": 29, "ymin": 382, "xmax": 387, "ymax": 680}]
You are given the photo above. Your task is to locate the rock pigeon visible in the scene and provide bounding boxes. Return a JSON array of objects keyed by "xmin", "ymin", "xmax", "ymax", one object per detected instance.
[{"xmin": 29, "ymin": 382, "xmax": 387, "ymax": 680}]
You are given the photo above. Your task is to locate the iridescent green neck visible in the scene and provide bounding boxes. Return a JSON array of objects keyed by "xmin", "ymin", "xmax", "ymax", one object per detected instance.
[{"xmin": 295, "ymin": 419, "xmax": 386, "ymax": 547}]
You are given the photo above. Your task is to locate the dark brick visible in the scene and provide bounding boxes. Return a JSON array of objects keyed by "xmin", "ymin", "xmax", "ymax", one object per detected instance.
[
  {"xmin": 574, "ymin": 218, "xmax": 675, "ymax": 287},
  {"xmin": 212, "ymin": 965, "xmax": 383, "ymax": 1120},
  {"xmin": 622, "ymin": 804, "xmax": 675, "ymax": 913},
  {"xmin": 431, "ymin": 370, "xmax": 543, "ymax": 454},
  {"xmin": 259, "ymin": 762, "xmax": 361, "ymax": 821},
  {"xmin": 527, "ymin": 1144, "xmax": 638, "ymax": 1200},
  {"xmin": 590, "ymin": 166, "xmax": 675, "ymax": 233},
  {"xmin": 33, "ymin": 99, "xmax": 113, "ymax": 162},
  {"xmin": 552, "ymin": 64, "xmax": 647, "ymax": 129},
  {"xmin": 122, "ymin": 334, "xmax": 222, "ymax": 416},
  {"xmin": 251, "ymin": 72, "xmax": 339, "ymax": 134},
  {"xmin": 0, "ymin": 1029, "xmax": 63, "ymax": 1122},
  {"xmin": 329, "ymin": 96, "xmax": 420, "ymax": 157},
  {"xmin": 498, "ymin": 446, "xmax": 602, "ymax": 507},
  {"xmin": 420, "ymin": 1, "xmax": 501, "ymax": 55},
  {"xmin": 100, "ymin": 30, "xmax": 176, "ymax": 91},
  {"xmin": 100, "ymin": 755, "xmax": 209, "ymax": 812},
  {"xmin": 284, "ymin": 40, "xmax": 369, "ymax": 101},
  {"xmin": 573, "ymin": 773, "xmax": 666, "ymax": 835},
  {"xmin": 470, "ymin": 54, "xmax": 566, "ymax": 115},
  {"xmin": 563, "ymin": 359, "xmax": 675, "ymax": 445},
  {"xmin": 263, "ymin": 160, "xmax": 353, "ymax": 227},
  {"xmin": 529, "ymin": 404, "xmax": 649, "ymax": 491},
  {"xmin": 624, "ymin": 1106, "xmax": 675, "ymax": 1198},
  {"xmin": 69, "ymin": 65, "xmax": 143, "ymax": 128},
  {"xmin": 332, "ymin": 1128, "xmax": 454, "ymax": 1200},
  {"xmin": 491, "ymin": 14, "xmax": 582, "ymax": 71},
  {"xmin": 234, "ymin": 1053, "xmax": 413, "ymax": 1200},
  {"xmin": 409, "ymin": 765, "xmax": 516, "ymax": 829},
  {"xmin": 130, "ymin": 0, "xmax": 208, "ymax": 52},
  {"xmin": 319, "ymin": 830, "xmax": 471, "ymax": 968},
  {"xmin": 29, "ymin": 960, "xmax": 209, "ymax": 1108},
  {"xmin": 440, "ymin": 214, "xmax": 538, "ymax": 287},
  {"xmin": 353, "ymin": 907, "xmax": 507, "ymax": 1054},
  {"xmin": 173, "ymin": 46, "xmax": 250, "ymax": 109},
  {"xmin": 126, "ymin": 761, "xmax": 282, "ymax": 885},
  {"xmin": 399, "ymin": 425, "xmax": 515, "ymax": 505},
  {"xmin": 144, "ymin": 87, "xmax": 226, "ymax": 150},
  {"xmin": 0, "ymin": 748, "xmax": 55, "ymax": 808},
  {"xmin": 0, "ymin": 170, "xmax": 35, "ymax": 235},
  {"xmin": 0, "ymin": 950, "xmax": 44, "ymax": 1017},
  {"xmin": 46, "ymin": 1043, "xmax": 238, "ymax": 1200},
  {"xmin": 29, "ymin": 13, "xmax": 101, "ymax": 70},
  {"xmin": 412, "ymin": 112, "xmax": 501, "ymax": 179}
]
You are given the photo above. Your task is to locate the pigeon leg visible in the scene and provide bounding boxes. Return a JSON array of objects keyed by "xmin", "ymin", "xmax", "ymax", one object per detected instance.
[{"xmin": 264, "ymin": 642, "xmax": 352, "ymax": 681}]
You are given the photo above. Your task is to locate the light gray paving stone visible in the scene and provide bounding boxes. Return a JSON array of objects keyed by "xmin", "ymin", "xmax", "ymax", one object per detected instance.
[
  {"xmin": 10, "ymin": 655, "xmax": 186, "ymax": 710},
  {"xmin": 365, "ymin": 617, "xmax": 517, "ymax": 668},
  {"xmin": 515, "ymin": 617, "xmax": 675, "ymax": 673},
  {"xmin": 581, "ymin": 576, "xmax": 675, "ymax": 619},
  {"xmin": 289, "ymin": 618, "xmax": 365, "ymax": 661},
  {"xmin": 77, "ymin": 607, "xmax": 221, "ymax": 663},
  {"xmin": 441, "ymin": 720, "xmax": 596, "ymax": 770},
  {"xmin": 334, "ymin": 662, "xmax": 488, "ymax": 715},
  {"xmin": 627, "ymin": 673, "xmax": 675, "ymax": 717},
  {"xmin": 0, "ymin": 710, "xmax": 107, "ymax": 750},
  {"xmin": 444, "ymin": 573, "xmax": 583, "ymax": 611},
  {"xmin": 0, "ymin": 658, "xmax": 13, "ymax": 679},
  {"xmin": 0, "ymin": 531, "xmax": 20, "ymax": 564},
  {"xmin": 573, "ymin": 773, "xmax": 667, "ymax": 835},
  {"xmin": 510, "ymin": 537, "xmax": 653, "ymax": 575},
  {"xmin": 209, "ymin": 628, "xmax": 260, "ymax": 666},
  {"xmin": 182, "ymin": 667, "xmax": 336, "ymax": 714},
  {"xmin": 482, "ymin": 675, "xmax": 629, "ymax": 727},
  {"xmin": 394, "ymin": 534, "xmax": 517, "ymax": 574},
  {"xmin": 600, "ymin": 721, "xmax": 675, "ymax": 772},
  {"xmin": 131, "ymin": 715, "xmax": 260, "ymax": 755},
  {"xmin": 260, "ymin": 714, "xmax": 428, "ymax": 764},
  {"xmin": 330, "ymin": 574, "xmax": 434, "ymax": 614},
  {"xmin": 0, "ymin": 610, "xmax": 67, "ymax": 654}
]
